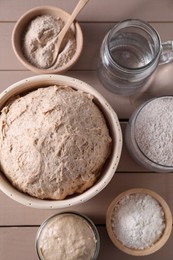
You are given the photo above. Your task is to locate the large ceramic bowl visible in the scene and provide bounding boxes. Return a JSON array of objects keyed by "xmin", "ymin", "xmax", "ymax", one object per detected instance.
[
  {"xmin": 12, "ymin": 6, "xmax": 83, "ymax": 74},
  {"xmin": 0, "ymin": 75, "xmax": 122, "ymax": 209}
]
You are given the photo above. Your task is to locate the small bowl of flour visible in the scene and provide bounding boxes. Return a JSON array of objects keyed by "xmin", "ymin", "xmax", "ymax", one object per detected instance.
[
  {"xmin": 125, "ymin": 96, "xmax": 173, "ymax": 172},
  {"xmin": 12, "ymin": 6, "xmax": 83, "ymax": 74},
  {"xmin": 106, "ymin": 188, "xmax": 172, "ymax": 256}
]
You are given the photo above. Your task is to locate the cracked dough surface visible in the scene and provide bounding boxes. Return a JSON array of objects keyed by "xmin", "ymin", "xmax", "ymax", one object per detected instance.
[{"xmin": 0, "ymin": 86, "xmax": 112, "ymax": 200}]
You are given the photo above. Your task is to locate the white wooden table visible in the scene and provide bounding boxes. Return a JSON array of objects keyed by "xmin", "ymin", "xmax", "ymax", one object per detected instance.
[{"xmin": 1, "ymin": 1, "xmax": 173, "ymax": 259}]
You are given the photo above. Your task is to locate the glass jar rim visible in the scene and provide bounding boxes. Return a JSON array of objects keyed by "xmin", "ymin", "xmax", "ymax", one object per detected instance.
[{"xmin": 106, "ymin": 19, "xmax": 162, "ymax": 73}]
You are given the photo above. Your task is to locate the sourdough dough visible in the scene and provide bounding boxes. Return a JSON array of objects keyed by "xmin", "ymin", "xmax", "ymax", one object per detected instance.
[{"xmin": 0, "ymin": 86, "xmax": 112, "ymax": 199}]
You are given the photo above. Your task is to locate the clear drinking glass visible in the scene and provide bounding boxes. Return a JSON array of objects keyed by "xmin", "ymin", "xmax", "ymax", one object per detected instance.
[{"xmin": 98, "ymin": 19, "xmax": 173, "ymax": 96}]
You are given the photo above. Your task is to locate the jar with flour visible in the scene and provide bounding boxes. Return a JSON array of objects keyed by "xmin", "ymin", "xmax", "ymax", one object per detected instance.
[{"xmin": 125, "ymin": 96, "xmax": 173, "ymax": 172}]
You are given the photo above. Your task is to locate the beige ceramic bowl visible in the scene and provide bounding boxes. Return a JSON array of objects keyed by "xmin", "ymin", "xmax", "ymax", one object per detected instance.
[
  {"xmin": 106, "ymin": 188, "xmax": 172, "ymax": 256},
  {"xmin": 12, "ymin": 6, "xmax": 83, "ymax": 74},
  {"xmin": 0, "ymin": 75, "xmax": 122, "ymax": 209}
]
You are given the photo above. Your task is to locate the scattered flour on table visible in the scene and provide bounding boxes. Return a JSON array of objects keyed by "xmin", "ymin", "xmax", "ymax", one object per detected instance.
[
  {"xmin": 111, "ymin": 193, "xmax": 165, "ymax": 249},
  {"xmin": 22, "ymin": 15, "xmax": 76, "ymax": 69},
  {"xmin": 134, "ymin": 97, "xmax": 173, "ymax": 166}
]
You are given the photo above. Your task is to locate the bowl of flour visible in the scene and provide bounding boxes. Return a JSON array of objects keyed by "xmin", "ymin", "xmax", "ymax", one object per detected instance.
[
  {"xmin": 106, "ymin": 188, "xmax": 172, "ymax": 256},
  {"xmin": 12, "ymin": 6, "xmax": 83, "ymax": 74},
  {"xmin": 125, "ymin": 96, "xmax": 173, "ymax": 172}
]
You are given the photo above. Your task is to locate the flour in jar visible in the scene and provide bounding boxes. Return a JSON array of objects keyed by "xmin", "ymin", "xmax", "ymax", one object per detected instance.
[
  {"xmin": 22, "ymin": 15, "xmax": 76, "ymax": 69},
  {"xmin": 134, "ymin": 97, "xmax": 173, "ymax": 166},
  {"xmin": 111, "ymin": 193, "xmax": 165, "ymax": 249}
]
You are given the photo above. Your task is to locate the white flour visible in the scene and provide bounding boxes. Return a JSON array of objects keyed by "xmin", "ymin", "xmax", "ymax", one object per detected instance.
[
  {"xmin": 111, "ymin": 193, "xmax": 165, "ymax": 249},
  {"xmin": 23, "ymin": 15, "xmax": 76, "ymax": 69},
  {"xmin": 134, "ymin": 97, "xmax": 173, "ymax": 166}
]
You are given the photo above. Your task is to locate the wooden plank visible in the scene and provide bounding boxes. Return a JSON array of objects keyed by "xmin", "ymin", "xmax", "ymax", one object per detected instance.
[
  {"xmin": 1, "ymin": 0, "xmax": 173, "ymax": 22},
  {"xmin": 0, "ymin": 172, "xmax": 173, "ymax": 226},
  {"xmin": 1, "ymin": 69, "xmax": 173, "ymax": 119},
  {"xmin": 0, "ymin": 227, "xmax": 37, "ymax": 260},
  {"xmin": 0, "ymin": 226, "xmax": 172, "ymax": 260},
  {"xmin": 0, "ymin": 22, "xmax": 173, "ymax": 71}
]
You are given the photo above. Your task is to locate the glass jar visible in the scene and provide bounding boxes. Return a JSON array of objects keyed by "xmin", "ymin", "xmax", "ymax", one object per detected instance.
[
  {"xmin": 98, "ymin": 19, "xmax": 173, "ymax": 96},
  {"xmin": 36, "ymin": 211, "xmax": 100, "ymax": 260},
  {"xmin": 125, "ymin": 96, "xmax": 173, "ymax": 172}
]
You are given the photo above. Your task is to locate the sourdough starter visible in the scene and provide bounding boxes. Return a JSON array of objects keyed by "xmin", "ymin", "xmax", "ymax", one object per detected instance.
[{"xmin": 37, "ymin": 213, "xmax": 97, "ymax": 260}]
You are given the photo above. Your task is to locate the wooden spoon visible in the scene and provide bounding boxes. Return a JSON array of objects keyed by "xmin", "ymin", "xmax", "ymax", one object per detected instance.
[{"xmin": 49, "ymin": 0, "xmax": 90, "ymax": 68}]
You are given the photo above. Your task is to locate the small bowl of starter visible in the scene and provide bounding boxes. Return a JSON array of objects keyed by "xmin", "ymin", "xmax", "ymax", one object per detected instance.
[
  {"xmin": 36, "ymin": 211, "xmax": 100, "ymax": 260},
  {"xmin": 106, "ymin": 188, "xmax": 172, "ymax": 256},
  {"xmin": 12, "ymin": 6, "xmax": 83, "ymax": 74}
]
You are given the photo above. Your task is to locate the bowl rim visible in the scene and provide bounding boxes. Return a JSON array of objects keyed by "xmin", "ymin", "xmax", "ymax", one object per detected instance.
[
  {"xmin": 11, "ymin": 5, "xmax": 83, "ymax": 74},
  {"xmin": 0, "ymin": 74, "xmax": 122, "ymax": 209},
  {"xmin": 106, "ymin": 188, "xmax": 172, "ymax": 256}
]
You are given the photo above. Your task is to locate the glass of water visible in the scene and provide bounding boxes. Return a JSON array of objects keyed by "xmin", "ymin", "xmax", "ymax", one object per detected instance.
[{"xmin": 98, "ymin": 19, "xmax": 173, "ymax": 96}]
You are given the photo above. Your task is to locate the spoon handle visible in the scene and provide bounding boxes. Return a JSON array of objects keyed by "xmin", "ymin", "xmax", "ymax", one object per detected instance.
[{"xmin": 58, "ymin": 0, "xmax": 90, "ymax": 41}]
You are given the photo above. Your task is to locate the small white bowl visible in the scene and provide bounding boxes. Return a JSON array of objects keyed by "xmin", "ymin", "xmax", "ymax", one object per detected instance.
[
  {"xmin": 12, "ymin": 6, "xmax": 83, "ymax": 74},
  {"xmin": 0, "ymin": 75, "xmax": 122, "ymax": 209}
]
